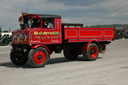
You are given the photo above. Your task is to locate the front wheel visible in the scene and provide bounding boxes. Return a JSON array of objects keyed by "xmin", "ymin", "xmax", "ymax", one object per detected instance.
[
  {"xmin": 28, "ymin": 47, "xmax": 49, "ymax": 68},
  {"xmin": 10, "ymin": 51, "xmax": 28, "ymax": 66},
  {"xmin": 83, "ymin": 43, "xmax": 99, "ymax": 61}
]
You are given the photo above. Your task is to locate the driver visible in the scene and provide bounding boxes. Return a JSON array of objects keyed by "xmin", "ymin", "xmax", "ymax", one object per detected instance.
[{"xmin": 19, "ymin": 12, "xmax": 29, "ymax": 30}]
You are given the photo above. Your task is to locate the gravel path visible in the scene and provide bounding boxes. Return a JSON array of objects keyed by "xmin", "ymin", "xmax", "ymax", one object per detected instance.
[{"xmin": 0, "ymin": 39, "xmax": 128, "ymax": 85}]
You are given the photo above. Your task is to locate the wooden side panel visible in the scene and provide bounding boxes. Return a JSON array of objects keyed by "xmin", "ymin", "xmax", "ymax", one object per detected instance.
[
  {"xmin": 65, "ymin": 30, "xmax": 77, "ymax": 39},
  {"xmin": 104, "ymin": 30, "xmax": 114, "ymax": 38},
  {"xmin": 79, "ymin": 30, "xmax": 103, "ymax": 39},
  {"xmin": 64, "ymin": 28, "xmax": 114, "ymax": 42}
]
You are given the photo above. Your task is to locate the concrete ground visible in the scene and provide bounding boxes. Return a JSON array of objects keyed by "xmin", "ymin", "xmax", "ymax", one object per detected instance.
[{"xmin": 0, "ymin": 39, "xmax": 128, "ymax": 85}]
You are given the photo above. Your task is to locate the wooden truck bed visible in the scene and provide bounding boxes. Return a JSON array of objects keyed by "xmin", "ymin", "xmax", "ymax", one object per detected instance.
[{"xmin": 64, "ymin": 27, "xmax": 115, "ymax": 43}]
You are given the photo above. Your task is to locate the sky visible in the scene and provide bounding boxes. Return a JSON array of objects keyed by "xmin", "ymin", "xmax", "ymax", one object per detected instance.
[{"xmin": 0, "ymin": 0, "xmax": 128, "ymax": 31}]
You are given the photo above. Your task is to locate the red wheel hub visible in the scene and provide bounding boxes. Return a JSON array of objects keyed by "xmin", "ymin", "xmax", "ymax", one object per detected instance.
[
  {"xmin": 33, "ymin": 50, "xmax": 46, "ymax": 64},
  {"xmin": 89, "ymin": 46, "xmax": 98, "ymax": 59}
]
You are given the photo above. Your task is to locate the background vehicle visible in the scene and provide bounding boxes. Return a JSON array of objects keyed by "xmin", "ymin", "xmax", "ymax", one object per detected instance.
[
  {"xmin": 0, "ymin": 32, "xmax": 12, "ymax": 46},
  {"xmin": 10, "ymin": 13, "xmax": 115, "ymax": 67},
  {"xmin": 114, "ymin": 27, "xmax": 124, "ymax": 40},
  {"xmin": 124, "ymin": 32, "xmax": 128, "ymax": 39}
]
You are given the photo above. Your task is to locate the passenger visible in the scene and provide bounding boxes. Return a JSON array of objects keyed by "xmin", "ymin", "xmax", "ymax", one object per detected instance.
[
  {"xmin": 47, "ymin": 22, "xmax": 53, "ymax": 28},
  {"xmin": 44, "ymin": 19, "xmax": 53, "ymax": 28}
]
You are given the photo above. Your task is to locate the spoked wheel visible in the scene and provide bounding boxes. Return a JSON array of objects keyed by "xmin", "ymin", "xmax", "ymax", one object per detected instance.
[
  {"xmin": 28, "ymin": 47, "xmax": 49, "ymax": 68},
  {"xmin": 83, "ymin": 43, "xmax": 99, "ymax": 61},
  {"xmin": 10, "ymin": 51, "xmax": 28, "ymax": 66}
]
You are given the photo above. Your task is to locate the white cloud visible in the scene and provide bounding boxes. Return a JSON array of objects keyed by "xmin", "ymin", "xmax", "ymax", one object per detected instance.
[{"xmin": 0, "ymin": 0, "xmax": 128, "ymax": 31}]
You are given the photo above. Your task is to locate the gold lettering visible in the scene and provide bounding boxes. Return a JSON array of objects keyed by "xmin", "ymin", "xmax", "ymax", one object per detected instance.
[
  {"xmin": 34, "ymin": 31, "xmax": 60, "ymax": 36},
  {"xmin": 34, "ymin": 31, "xmax": 39, "ymax": 35},
  {"xmin": 39, "ymin": 31, "xmax": 43, "ymax": 35},
  {"xmin": 47, "ymin": 32, "xmax": 49, "ymax": 35},
  {"xmin": 53, "ymin": 32, "xmax": 56, "ymax": 35},
  {"xmin": 50, "ymin": 32, "xmax": 53, "ymax": 35},
  {"xmin": 56, "ymin": 31, "xmax": 59, "ymax": 35},
  {"xmin": 43, "ymin": 32, "xmax": 47, "ymax": 35}
]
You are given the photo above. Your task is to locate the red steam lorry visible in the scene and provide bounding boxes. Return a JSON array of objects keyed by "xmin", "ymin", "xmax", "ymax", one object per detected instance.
[{"xmin": 10, "ymin": 13, "xmax": 115, "ymax": 67}]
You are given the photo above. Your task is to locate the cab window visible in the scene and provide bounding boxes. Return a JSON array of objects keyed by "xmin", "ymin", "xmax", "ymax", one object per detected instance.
[
  {"xmin": 43, "ymin": 18, "xmax": 54, "ymax": 28},
  {"xmin": 29, "ymin": 19, "xmax": 41, "ymax": 28}
]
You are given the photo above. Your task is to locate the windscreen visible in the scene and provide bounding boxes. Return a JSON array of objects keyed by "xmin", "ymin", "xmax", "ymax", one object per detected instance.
[{"xmin": 19, "ymin": 15, "xmax": 41, "ymax": 30}]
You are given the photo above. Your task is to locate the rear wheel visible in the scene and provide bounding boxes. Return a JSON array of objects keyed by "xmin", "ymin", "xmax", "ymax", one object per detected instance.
[
  {"xmin": 28, "ymin": 47, "xmax": 49, "ymax": 68},
  {"xmin": 10, "ymin": 51, "xmax": 28, "ymax": 66},
  {"xmin": 63, "ymin": 48, "xmax": 78, "ymax": 61},
  {"xmin": 83, "ymin": 43, "xmax": 99, "ymax": 61}
]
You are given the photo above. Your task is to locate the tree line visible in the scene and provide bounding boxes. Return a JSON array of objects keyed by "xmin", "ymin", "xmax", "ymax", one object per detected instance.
[{"xmin": 85, "ymin": 24, "xmax": 128, "ymax": 29}]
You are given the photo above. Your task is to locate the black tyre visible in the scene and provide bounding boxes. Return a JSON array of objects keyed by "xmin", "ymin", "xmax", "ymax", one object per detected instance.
[
  {"xmin": 10, "ymin": 51, "xmax": 28, "ymax": 66},
  {"xmin": 28, "ymin": 47, "xmax": 49, "ymax": 68},
  {"xmin": 83, "ymin": 43, "xmax": 99, "ymax": 61},
  {"xmin": 63, "ymin": 48, "xmax": 78, "ymax": 61}
]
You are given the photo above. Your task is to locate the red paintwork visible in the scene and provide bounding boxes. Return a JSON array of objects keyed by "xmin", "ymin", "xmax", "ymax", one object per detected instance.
[
  {"xmin": 82, "ymin": 40, "xmax": 99, "ymax": 51},
  {"xmin": 64, "ymin": 28, "xmax": 115, "ymax": 42},
  {"xmin": 12, "ymin": 14, "xmax": 115, "ymax": 47},
  {"xmin": 89, "ymin": 46, "xmax": 98, "ymax": 59},
  {"xmin": 12, "ymin": 30, "xmax": 29, "ymax": 44},
  {"xmin": 30, "ymin": 19, "xmax": 62, "ymax": 45},
  {"xmin": 12, "ymin": 18, "xmax": 62, "ymax": 45},
  {"xmin": 32, "ymin": 45, "xmax": 50, "ymax": 56},
  {"xmin": 33, "ymin": 50, "xmax": 46, "ymax": 64}
]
